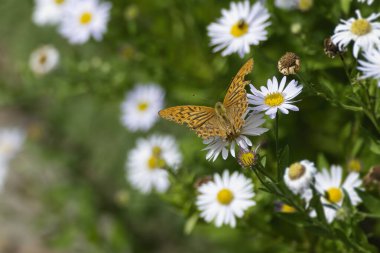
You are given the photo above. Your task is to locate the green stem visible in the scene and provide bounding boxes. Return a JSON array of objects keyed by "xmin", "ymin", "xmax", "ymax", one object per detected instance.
[
  {"xmin": 339, "ymin": 54, "xmax": 351, "ymax": 83},
  {"xmin": 275, "ymin": 112, "xmax": 280, "ymax": 181}
]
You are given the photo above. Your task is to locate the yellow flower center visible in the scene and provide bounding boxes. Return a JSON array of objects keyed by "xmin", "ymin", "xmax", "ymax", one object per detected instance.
[
  {"xmin": 288, "ymin": 162, "xmax": 306, "ymax": 180},
  {"xmin": 230, "ymin": 19, "xmax": 249, "ymax": 37},
  {"xmin": 298, "ymin": 0, "xmax": 313, "ymax": 11},
  {"xmin": 152, "ymin": 146, "xmax": 162, "ymax": 156},
  {"xmin": 137, "ymin": 102, "xmax": 149, "ymax": 112},
  {"xmin": 351, "ymin": 19, "xmax": 371, "ymax": 36},
  {"xmin": 264, "ymin": 92, "xmax": 284, "ymax": 107},
  {"xmin": 239, "ymin": 152, "xmax": 255, "ymax": 167},
  {"xmin": 217, "ymin": 188, "xmax": 234, "ymax": 205},
  {"xmin": 39, "ymin": 54, "xmax": 47, "ymax": 65},
  {"xmin": 147, "ymin": 155, "xmax": 166, "ymax": 170},
  {"xmin": 80, "ymin": 12, "xmax": 93, "ymax": 25},
  {"xmin": 348, "ymin": 159, "xmax": 361, "ymax": 172},
  {"xmin": 54, "ymin": 0, "xmax": 64, "ymax": 5},
  {"xmin": 326, "ymin": 187, "xmax": 343, "ymax": 204},
  {"xmin": 281, "ymin": 204, "xmax": 296, "ymax": 213}
]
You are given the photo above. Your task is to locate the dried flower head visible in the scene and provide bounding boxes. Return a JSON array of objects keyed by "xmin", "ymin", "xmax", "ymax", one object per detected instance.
[
  {"xmin": 324, "ymin": 37, "xmax": 341, "ymax": 58},
  {"xmin": 194, "ymin": 176, "xmax": 213, "ymax": 188},
  {"xmin": 363, "ymin": 166, "xmax": 380, "ymax": 193},
  {"xmin": 278, "ymin": 52, "xmax": 300, "ymax": 75}
]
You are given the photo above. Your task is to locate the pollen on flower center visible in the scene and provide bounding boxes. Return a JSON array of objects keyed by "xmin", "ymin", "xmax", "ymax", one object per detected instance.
[
  {"xmin": 137, "ymin": 102, "xmax": 149, "ymax": 112},
  {"xmin": 326, "ymin": 187, "xmax": 343, "ymax": 203},
  {"xmin": 351, "ymin": 19, "xmax": 371, "ymax": 36},
  {"xmin": 288, "ymin": 162, "xmax": 306, "ymax": 180},
  {"xmin": 238, "ymin": 151, "xmax": 256, "ymax": 168},
  {"xmin": 54, "ymin": 0, "xmax": 64, "ymax": 5},
  {"xmin": 217, "ymin": 188, "xmax": 234, "ymax": 205},
  {"xmin": 264, "ymin": 92, "xmax": 284, "ymax": 107},
  {"xmin": 80, "ymin": 12, "xmax": 93, "ymax": 25},
  {"xmin": 230, "ymin": 19, "xmax": 249, "ymax": 37},
  {"xmin": 152, "ymin": 146, "xmax": 162, "ymax": 156},
  {"xmin": 147, "ymin": 155, "xmax": 166, "ymax": 170}
]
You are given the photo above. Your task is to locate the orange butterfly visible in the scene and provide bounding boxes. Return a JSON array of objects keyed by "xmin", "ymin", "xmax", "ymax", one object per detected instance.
[{"xmin": 159, "ymin": 59, "xmax": 253, "ymax": 141}]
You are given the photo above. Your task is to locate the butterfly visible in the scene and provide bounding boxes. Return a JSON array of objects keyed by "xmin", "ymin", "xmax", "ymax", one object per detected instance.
[{"xmin": 159, "ymin": 58, "xmax": 254, "ymax": 141}]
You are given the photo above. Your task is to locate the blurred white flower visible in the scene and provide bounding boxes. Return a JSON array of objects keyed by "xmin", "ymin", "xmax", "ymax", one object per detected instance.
[
  {"xmin": 126, "ymin": 135, "xmax": 182, "ymax": 194},
  {"xmin": 196, "ymin": 170, "xmax": 255, "ymax": 228},
  {"xmin": 332, "ymin": 10, "xmax": 380, "ymax": 58},
  {"xmin": 203, "ymin": 112, "xmax": 268, "ymax": 161},
  {"xmin": 274, "ymin": 0, "xmax": 298, "ymax": 10},
  {"xmin": 284, "ymin": 160, "xmax": 316, "ymax": 195},
  {"xmin": 33, "ymin": 0, "xmax": 68, "ymax": 26},
  {"xmin": 121, "ymin": 84, "xmax": 165, "ymax": 132},
  {"xmin": 59, "ymin": 0, "xmax": 111, "ymax": 44},
  {"xmin": 0, "ymin": 128, "xmax": 26, "ymax": 192},
  {"xmin": 29, "ymin": 45, "xmax": 60, "ymax": 75},
  {"xmin": 357, "ymin": 0, "xmax": 374, "ymax": 5},
  {"xmin": 0, "ymin": 128, "xmax": 26, "ymax": 162},
  {"xmin": 207, "ymin": 1, "xmax": 271, "ymax": 58},
  {"xmin": 357, "ymin": 47, "xmax": 380, "ymax": 87},
  {"xmin": 314, "ymin": 165, "xmax": 362, "ymax": 223},
  {"xmin": 248, "ymin": 76, "xmax": 303, "ymax": 119}
]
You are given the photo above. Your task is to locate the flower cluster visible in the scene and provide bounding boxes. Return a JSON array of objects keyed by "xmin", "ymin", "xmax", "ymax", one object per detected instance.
[
  {"xmin": 331, "ymin": 9, "xmax": 380, "ymax": 86},
  {"xmin": 284, "ymin": 162, "xmax": 362, "ymax": 223},
  {"xmin": 33, "ymin": 0, "xmax": 111, "ymax": 44}
]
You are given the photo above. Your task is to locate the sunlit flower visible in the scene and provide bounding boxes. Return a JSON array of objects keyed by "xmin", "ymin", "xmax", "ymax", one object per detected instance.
[
  {"xmin": 126, "ymin": 135, "xmax": 182, "ymax": 194},
  {"xmin": 314, "ymin": 165, "xmax": 362, "ymax": 223},
  {"xmin": 332, "ymin": 10, "xmax": 380, "ymax": 58},
  {"xmin": 196, "ymin": 170, "xmax": 255, "ymax": 228},
  {"xmin": 29, "ymin": 45, "xmax": 60, "ymax": 75},
  {"xmin": 357, "ymin": 0, "xmax": 374, "ymax": 5},
  {"xmin": 248, "ymin": 76, "xmax": 303, "ymax": 119},
  {"xmin": 357, "ymin": 47, "xmax": 380, "ymax": 87},
  {"xmin": 121, "ymin": 84, "xmax": 165, "ymax": 132},
  {"xmin": 284, "ymin": 160, "xmax": 316, "ymax": 194},
  {"xmin": 207, "ymin": 1, "xmax": 271, "ymax": 58},
  {"xmin": 33, "ymin": 0, "xmax": 68, "ymax": 26},
  {"xmin": 203, "ymin": 112, "xmax": 268, "ymax": 162},
  {"xmin": 59, "ymin": 0, "xmax": 111, "ymax": 44}
]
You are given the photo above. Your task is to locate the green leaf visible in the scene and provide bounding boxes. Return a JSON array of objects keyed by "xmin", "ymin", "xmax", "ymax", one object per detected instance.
[
  {"xmin": 357, "ymin": 190, "xmax": 380, "ymax": 216},
  {"xmin": 370, "ymin": 139, "xmax": 380, "ymax": 155},
  {"xmin": 184, "ymin": 213, "xmax": 198, "ymax": 235},
  {"xmin": 317, "ymin": 153, "xmax": 329, "ymax": 170},
  {"xmin": 340, "ymin": 0, "xmax": 351, "ymax": 15}
]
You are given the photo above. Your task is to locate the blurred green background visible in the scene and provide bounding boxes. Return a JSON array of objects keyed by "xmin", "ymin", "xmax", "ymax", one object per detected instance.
[{"xmin": 0, "ymin": 0, "xmax": 379, "ymax": 252}]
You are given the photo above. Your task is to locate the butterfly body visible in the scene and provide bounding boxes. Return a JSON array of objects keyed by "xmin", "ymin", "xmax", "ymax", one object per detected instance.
[{"xmin": 159, "ymin": 59, "xmax": 254, "ymax": 141}]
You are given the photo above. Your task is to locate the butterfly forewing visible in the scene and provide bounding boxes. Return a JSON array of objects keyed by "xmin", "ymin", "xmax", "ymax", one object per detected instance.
[
  {"xmin": 223, "ymin": 58, "xmax": 253, "ymax": 132},
  {"xmin": 158, "ymin": 58, "xmax": 254, "ymax": 140}
]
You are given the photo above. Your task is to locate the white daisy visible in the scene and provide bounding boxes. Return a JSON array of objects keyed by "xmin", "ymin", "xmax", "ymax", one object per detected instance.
[
  {"xmin": 207, "ymin": 1, "xmax": 271, "ymax": 58},
  {"xmin": 357, "ymin": 0, "xmax": 374, "ymax": 5},
  {"xmin": 29, "ymin": 45, "xmax": 60, "ymax": 75},
  {"xmin": 314, "ymin": 165, "xmax": 362, "ymax": 223},
  {"xmin": 196, "ymin": 170, "xmax": 256, "ymax": 228},
  {"xmin": 332, "ymin": 10, "xmax": 380, "ymax": 58},
  {"xmin": 274, "ymin": 0, "xmax": 298, "ymax": 10},
  {"xmin": 58, "ymin": 0, "xmax": 111, "ymax": 44},
  {"xmin": 33, "ymin": 0, "xmax": 68, "ymax": 26},
  {"xmin": 203, "ymin": 112, "xmax": 268, "ymax": 162},
  {"xmin": 357, "ymin": 47, "xmax": 380, "ymax": 87},
  {"xmin": 0, "ymin": 128, "xmax": 26, "ymax": 162},
  {"xmin": 248, "ymin": 76, "xmax": 303, "ymax": 119},
  {"xmin": 284, "ymin": 160, "xmax": 316, "ymax": 194},
  {"xmin": 121, "ymin": 84, "xmax": 165, "ymax": 132},
  {"xmin": 126, "ymin": 135, "xmax": 182, "ymax": 194}
]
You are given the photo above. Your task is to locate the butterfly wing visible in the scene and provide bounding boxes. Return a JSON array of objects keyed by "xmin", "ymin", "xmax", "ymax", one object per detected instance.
[
  {"xmin": 223, "ymin": 58, "xmax": 254, "ymax": 131},
  {"xmin": 159, "ymin": 106, "xmax": 227, "ymax": 139}
]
